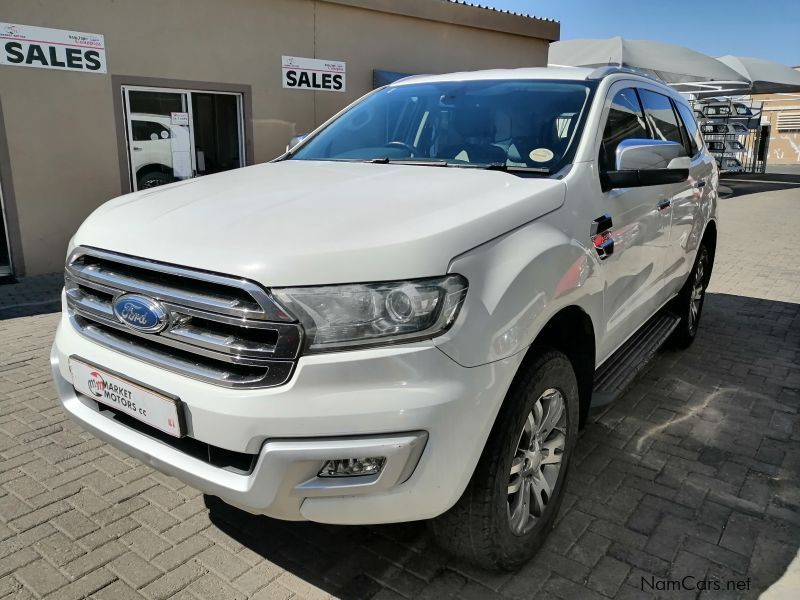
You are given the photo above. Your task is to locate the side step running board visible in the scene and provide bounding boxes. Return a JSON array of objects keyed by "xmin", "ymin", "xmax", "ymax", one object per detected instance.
[{"xmin": 591, "ymin": 311, "xmax": 681, "ymax": 408}]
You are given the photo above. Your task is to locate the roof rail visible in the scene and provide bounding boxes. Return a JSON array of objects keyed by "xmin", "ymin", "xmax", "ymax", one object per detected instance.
[{"xmin": 586, "ymin": 65, "xmax": 663, "ymax": 83}]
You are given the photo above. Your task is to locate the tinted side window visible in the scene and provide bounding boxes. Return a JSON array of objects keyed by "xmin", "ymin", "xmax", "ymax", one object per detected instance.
[
  {"xmin": 132, "ymin": 120, "xmax": 170, "ymax": 142},
  {"xmin": 675, "ymin": 102, "xmax": 702, "ymax": 156},
  {"xmin": 638, "ymin": 89, "xmax": 684, "ymax": 147},
  {"xmin": 599, "ymin": 88, "xmax": 649, "ymax": 171}
]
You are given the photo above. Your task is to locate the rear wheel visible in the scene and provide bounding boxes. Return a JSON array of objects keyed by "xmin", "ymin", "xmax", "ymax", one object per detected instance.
[
  {"xmin": 137, "ymin": 170, "xmax": 173, "ymax": 189},
  {"xmin": 669, "ymin": 243, "xmax": 710, "ymax": 348},
  {"xmin": 430, "ymin": 349, "xmax": 579, "ymax": 570}
]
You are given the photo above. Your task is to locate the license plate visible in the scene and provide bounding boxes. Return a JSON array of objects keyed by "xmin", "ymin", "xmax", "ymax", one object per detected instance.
[{"xmin": 69, "ymin": 357, "xmax": 184, "ymax": 437}]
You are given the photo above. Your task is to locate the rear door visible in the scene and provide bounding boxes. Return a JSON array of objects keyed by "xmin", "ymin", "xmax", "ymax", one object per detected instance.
[
  {"xmin": 593, "ymin": 83, "xmax": 672, "ymax": 357},
  {"xmin": 668, "ymin": 100, "xmax": 715, "ymax": 295}
]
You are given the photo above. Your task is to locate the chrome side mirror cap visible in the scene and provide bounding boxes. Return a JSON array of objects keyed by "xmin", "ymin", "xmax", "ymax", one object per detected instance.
[
  {"xmin": 616, "ymin": 139, "xmax": 688, "ymax": 171},
  {"xmin": 602, "ymin": 139, "xmax": 690, "ymax": 191}
]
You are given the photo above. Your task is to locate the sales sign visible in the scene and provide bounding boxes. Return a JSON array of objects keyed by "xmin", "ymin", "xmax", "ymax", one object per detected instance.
[
  {"xmin": 0, "ymin": 22, "xmax": 106, "ymax": 74},
  {"xmin": 282, "ymin": 55, "xmax": 345, "ymax": 92}
]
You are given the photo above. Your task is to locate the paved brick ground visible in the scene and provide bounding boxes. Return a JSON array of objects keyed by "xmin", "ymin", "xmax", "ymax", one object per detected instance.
[{"xmin": 1, "ymin": 187, "xmax": 798, "ymax": 599}]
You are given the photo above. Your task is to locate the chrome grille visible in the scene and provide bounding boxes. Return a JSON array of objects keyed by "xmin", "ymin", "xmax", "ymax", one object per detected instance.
[{"xmin": 65, "ymin": 247, "xmax": 302, "ymax": 388}]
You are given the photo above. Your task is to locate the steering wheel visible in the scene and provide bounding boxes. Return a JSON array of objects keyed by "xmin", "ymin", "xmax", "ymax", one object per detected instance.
[{"xmin": 385, "ymin": 141, "xmax": 415, "ymax": 157}]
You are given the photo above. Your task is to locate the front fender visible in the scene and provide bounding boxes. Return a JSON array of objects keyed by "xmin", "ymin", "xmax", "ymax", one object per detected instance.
[{"xmin": 437, "ymin": 220, "xmax": 603, "ymax": 367}]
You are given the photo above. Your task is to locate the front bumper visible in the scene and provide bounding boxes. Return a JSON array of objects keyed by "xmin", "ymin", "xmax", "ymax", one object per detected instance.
[{"xmin": 52, "ymin": 310, "xmax": 523, "ymax": 523}]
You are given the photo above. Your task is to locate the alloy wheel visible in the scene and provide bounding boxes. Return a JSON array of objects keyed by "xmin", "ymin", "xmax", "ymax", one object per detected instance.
[
  {"xmin": 689, "ymin": 253, "xmax": 707, "ymax": 332},
  {"xmin": 507, "ymin": 388, "xmax": 567, "ymax": 535}
]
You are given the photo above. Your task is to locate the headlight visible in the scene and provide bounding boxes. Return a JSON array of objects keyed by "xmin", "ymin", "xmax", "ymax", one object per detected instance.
[{"xmin": 272, "ymin": 275, "xmax": 468, "ymax": 353}]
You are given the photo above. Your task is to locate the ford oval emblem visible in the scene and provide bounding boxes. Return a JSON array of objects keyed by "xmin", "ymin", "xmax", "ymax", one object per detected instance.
[{"xmin": 112, "ymin": 294, "xmax": 168, "ymax": 333}]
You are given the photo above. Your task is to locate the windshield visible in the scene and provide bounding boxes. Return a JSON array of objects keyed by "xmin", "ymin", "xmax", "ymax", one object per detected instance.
[{"xmin": 288, "ymin": 79, "xmax": 595, "ymax": 173}]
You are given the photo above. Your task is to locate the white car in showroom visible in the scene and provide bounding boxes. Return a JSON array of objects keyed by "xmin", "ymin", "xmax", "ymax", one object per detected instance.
[
  {"xmin": 53, "ymin": 66, "xmax": 717, "ymax": 570},
  {"xmin": 128, "ymin": 113, "xmax": 175, "ymax": 189}
]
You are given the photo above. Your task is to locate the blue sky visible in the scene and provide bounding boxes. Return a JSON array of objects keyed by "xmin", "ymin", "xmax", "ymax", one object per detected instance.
[{"xmin": 483, "ymin": 0, "xmax": 799, "ymax": 66}]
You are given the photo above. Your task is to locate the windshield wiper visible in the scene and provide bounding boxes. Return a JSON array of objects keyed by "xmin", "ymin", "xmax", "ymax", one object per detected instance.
[
  {"xmin": 363, "ymin": 157, "xmax": 450, "ymax": 166},
  {"xmin": 478, "ymin": 163, "xmax": 550, "ymax": 175}
]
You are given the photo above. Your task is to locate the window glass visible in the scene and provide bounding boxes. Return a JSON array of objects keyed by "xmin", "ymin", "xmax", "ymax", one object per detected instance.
[
  {"xmin": 675, "ymin": 102, "xmax": 701, "ymax": 156},
  {"xmin": 131, "ymin": 119, "xmax": 170, "ymax": 142},
  {"xmin": 290, "ymin": 80, "xmax": 595, "ymax": 174},
  {"xmin": 599, "ymin": 88, "xmax": 649, "ymax": 171},
  {"xmin": 639, "ymin": 89, "xmax": 684, "ymax": 146}
]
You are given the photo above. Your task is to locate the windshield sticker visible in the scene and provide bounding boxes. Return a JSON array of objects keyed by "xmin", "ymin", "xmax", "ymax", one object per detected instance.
[{"xmin": 529, "ymin": 148, "xmax": 554, "ymax": 162}]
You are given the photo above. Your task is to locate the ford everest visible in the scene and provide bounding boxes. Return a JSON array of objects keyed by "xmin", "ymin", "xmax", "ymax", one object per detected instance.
[{"xmin": 52, "ymin": 66, "xmax": 718, "ymax": 570}]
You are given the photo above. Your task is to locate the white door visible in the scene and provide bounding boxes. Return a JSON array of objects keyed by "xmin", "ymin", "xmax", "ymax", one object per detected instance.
[
  {"xmin": 592, "ymin": 84, "xmax": 673, "ymax": 359},
  {"xmin": 123, "ymin": 86, "xmax": 245, "ymax": 192}
]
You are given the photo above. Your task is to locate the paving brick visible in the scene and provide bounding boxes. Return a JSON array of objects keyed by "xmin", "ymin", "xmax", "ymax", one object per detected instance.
[
  {"xmin": 51, "ymin": 508, "xmax": 100, "ymax": 539},
  {"xmin": 683, "ymin": 537, "xmax": 750, "ymax": 575},
  {"xmin": 719, "ymin": 511, "xmax": 760, "ymax": 557},
  {"xmin": 566, "ymin": 531, "xmax": 611, "ymax": 568},
  {"xmin": 78, "ymin": 516, "xmax": 139, "ymax": 551},
  {"xmin": 644, "ymin": 514, "xmax": 690, "ymax": 562},
  {"xmin": 90, "ymin": 578, "xmax": 145, "ymax": 600},
  {"xmin": 121, "ymin": 526, "xmax": 173, "ymax": 561},
  {"xmin": 34, "ymin": 531, "xmax": 87, "ymax": 566},
  {"xmin": 15, "ymin": 559, "xmax": 69, "ymax": 597},
  {"xmin": 108, "ymin": 551, "xmax": 164, "ymax": 589},
  {"xmin": 250, "ymin": 581, "xmax": 295, "ymax": 600},
  {"xmin": 0, "ymin": 522, "xmax": 55, "ymax": 560},
  {"xmin": 41, "ymin": 567, "xmax": 117, "ymax": 600},
  {"xmin": 544, "ymin": 574, "xmax": 606, "ymax": 600},
  {"xmin": 0, "ymin": 546, "xmax": 38, "ymax": 578},
  {"xmin": 587, "ymin": 555, "xmax": 630, "ymax": 597},
  {"xmin": 64, "ymin": 540, "xmax": 127, "ymax": 579},
  {"xmin": 187, "ymin": 572, "xmax": 248, "ymax": 600},
  {"xmin": 141, "ymin": 561, "xmax": 208, "ymax": 600},
  {"xmin": 152, "ymin": 535, "xmax": 214, "ymax": 571},
  {"xmin": 131, "ymin": 503, "xmax": 180, "ymax": 533},
  {"xmin": 194, "ymin": 544, "xmax": 250, "ymax": 581}
]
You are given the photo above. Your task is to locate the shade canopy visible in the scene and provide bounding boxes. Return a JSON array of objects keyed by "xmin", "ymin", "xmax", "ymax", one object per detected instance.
[
  {"xmin": 716, "ymin": 55, "xmax": 800, "ymax": 94},
  {"xmin": 549, "ymin": 37, "xmax": 748, "ymax": 87}
]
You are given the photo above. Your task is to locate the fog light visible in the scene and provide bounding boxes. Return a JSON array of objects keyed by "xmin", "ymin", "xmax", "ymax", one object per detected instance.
[{"xmin": 318, "ymin": 457, "xmax": 385, "ymax": 477}]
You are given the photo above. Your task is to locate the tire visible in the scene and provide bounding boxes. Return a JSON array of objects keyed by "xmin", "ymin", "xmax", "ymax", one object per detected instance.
[
  {"xmin": 430, "ymin": 349, "xmax": 579, "ymax": 571},
  {"xmin": 137, "ymin": 171, "xmax": 173, "ymax": 189},
  {"xmin": 669, "ymin": 243, "xmax": 711, "ymax": 349}
]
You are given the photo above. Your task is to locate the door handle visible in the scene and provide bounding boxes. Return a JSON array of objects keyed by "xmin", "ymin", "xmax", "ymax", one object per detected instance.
[
  {"xmin": 657, "ymin": 198, "xmax": 671, "ymax": 211},
  {"xmin": 591, "ymin": 214, "xmax": 614, "ymax": 259},
  {"xmin": 694, "ymin": 179, "xmax": 706, "ymax": 189},
  {"xmin": 132, "ymin": 146, "xmax": 142, "ymax": 151},
  {"xmin": 590, "ymin": 213, "xmax": 613, "ymax": 236}
]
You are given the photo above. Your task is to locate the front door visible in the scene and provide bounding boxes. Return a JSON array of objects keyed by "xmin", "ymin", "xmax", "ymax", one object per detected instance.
[
  {"xmin": 593, "ymin": 84, "xmax": 673, "ymax": 360},
  {"xmin": 122, "ymin": 86, "xmax": 245, "ymax": 191}
]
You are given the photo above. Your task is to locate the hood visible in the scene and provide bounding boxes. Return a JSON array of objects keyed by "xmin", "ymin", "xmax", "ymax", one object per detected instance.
[{"xmin": 75, "ymin": 161, "xmax": 565, "ymax": 286}]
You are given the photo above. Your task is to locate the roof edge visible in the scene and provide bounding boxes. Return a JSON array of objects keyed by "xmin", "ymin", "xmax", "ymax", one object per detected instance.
[{"xmin": 319, "ymin": 0, "xmax": 560, "ymax": 42}]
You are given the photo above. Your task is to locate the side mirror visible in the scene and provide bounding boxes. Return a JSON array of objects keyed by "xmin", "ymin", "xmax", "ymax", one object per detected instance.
[
  {"xmin": 602, "ymin": 139, "xmax": 689, "ymax": 191},
  {"xmin": 286, "ymin": 134, "xmax": 308, "ymax": 153}
]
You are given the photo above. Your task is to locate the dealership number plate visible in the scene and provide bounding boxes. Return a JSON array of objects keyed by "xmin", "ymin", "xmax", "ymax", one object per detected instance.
[{"xmin": 69, "ymin": 358, "xmax": 183, "ymax": 437}]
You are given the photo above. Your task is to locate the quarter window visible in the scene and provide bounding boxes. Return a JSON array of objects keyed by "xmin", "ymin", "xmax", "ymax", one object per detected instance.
[
  {"xmin": 638, "ymin": 89, "xmax": 684, "ymax": 147},
  {"xmin": 674, "ymin": 102, "xmax": 702, "ymax": 157},
  {"xmin": 599, "ymin": 88, "xmax": 649, "ymax": 172}
]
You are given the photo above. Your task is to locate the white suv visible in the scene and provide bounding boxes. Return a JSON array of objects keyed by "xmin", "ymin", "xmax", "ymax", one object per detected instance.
[{"xmin": 52, "ymin": 66, "xmax": 717, "ymax": 570}]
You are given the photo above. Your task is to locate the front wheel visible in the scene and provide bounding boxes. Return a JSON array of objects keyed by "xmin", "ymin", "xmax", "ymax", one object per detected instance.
[
  {"xmin": 430, "ymin": 349, "xmax": 579, "ymax": 571},
  {"xmin": 669, "ymin": 243, "xmax": 711, "ymax": 348}
]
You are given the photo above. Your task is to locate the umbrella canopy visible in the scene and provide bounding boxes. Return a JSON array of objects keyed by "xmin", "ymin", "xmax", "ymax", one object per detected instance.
[
  {"xmin": 549, "ymin": 37, "xmax": 748, "ymax": 87},
  {"xmin": 717, "ymin": 55, "xmax": 800, "ymax": 94}
]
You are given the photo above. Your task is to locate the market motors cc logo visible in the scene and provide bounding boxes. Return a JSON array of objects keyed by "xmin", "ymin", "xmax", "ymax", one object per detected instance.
[
  {"xmin": 112, "ymin": 294, "xmax": 168, "ymax": 333},
  {"xmin": 87, "ymin": 371, "xmax": 106, "ymax": 398}
]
